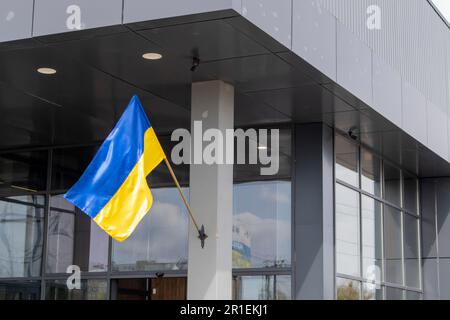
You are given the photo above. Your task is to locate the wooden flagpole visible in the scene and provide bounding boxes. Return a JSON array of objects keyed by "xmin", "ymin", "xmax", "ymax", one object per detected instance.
[{"xmin": 163, "ymin": 157, "xmax": 207, "ymax": 248}]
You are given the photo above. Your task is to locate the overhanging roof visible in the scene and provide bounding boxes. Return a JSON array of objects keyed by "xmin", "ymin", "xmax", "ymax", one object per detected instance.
[{"xmin": 0, "ymin": 10, "xmax": 449, "ymax": 178}]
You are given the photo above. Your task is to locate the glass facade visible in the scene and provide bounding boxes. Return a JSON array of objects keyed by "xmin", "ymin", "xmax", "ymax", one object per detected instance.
[
  {"xmin": 335, "ymin": 132, "xmax": 422, "ymax": 300},
  {"xmin": 0, "ymin": 128, "xmax": 425, "ymax": 300},
  {"xmin": 233, "ymin": 275, "xmax": 291, "ymax": 300},
  {"xmin": 233, "ymin": 181, "xmax": 291, "ymax": 269},
  {"xmin": 111, "ymin": 187, "xmax": 189, "ymax": 272},
  {"xmin": 0, "ymin": 127, "xmax": 292, "ymax": 300},
  {"xmin": 232, "ymin": 127, "xmax": 292, "ymax": 299}
]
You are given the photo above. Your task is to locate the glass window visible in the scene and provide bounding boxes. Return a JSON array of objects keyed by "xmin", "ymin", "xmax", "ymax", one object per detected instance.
[
  {"xmin": 234, "ymin": 128, "xmax": 291, "ymax": 182},
  {"xmin": 404, "ymin": 214, "xmax": 420, "ymax": 288},
  {"xmin": 51, "ymin": 146, "xmax": 99, "ymax": 191},
  {"xmin": 405, "ymin": 290, "xmax": 422, "ymax": 300},
  {"xmin": 335, "ymin": 184, "xmax": 360, "ymax": 277},
  {"xmin": 0, "ymin": 151, "xmax": 47, "ymax": 197},
  {"xmin": 361, "ymin": 196, "xmax": 383, "ymax": 282},
  {"xmin": 275, "ymin": 275, "xmax": 291, "ymax": 300},
  {"xmin": 46, "ymin": 210, "xmax": 74, "ymax": 274},
  {"xmin": 46, "ymin": 195, "xmax": 109, "ymax": 273},
  {"xmin": 362, "ymin": 282, "xmax": 383, "ymax": 300},
  {"xmin": 361, "ymin": 149, "xmax": 381, "ymax": 197},
  {"xmin": 233, "ymin": 181, "xmax": 291, "ymax": 268},
  {"xmin": 335, "ymin": 135, "xmax": 359, "ymax": 187},
  {"xmin": 383, "ymin": 163, "xmax": 401, "ymax": 206},
  {"xmin": 112, "ymin": 188, "xmax": 189, "ymax": 272},
  {"xmin": 0, "ymin": 281, "xmax": 41, "ymax": 300},
  {"xmin": 45, "ymin": 279, "xmax": 107, "ymax": 300},
  {"xmin": 234, "ymin": 275, "xmax": 290, "ymax": 300},
  {"xmin": 0, "ymin": 197, "xmax": 44, "ymax": 277},
  {"xmin": 234, "ymin": 276, "xmax": 274, "ymax": 300},
  {"xmin": 336, "ymin": 278, "xmax": 361, "ymax": 300},
  {"xmin": 385, "ymin": 287, "xmax": 404, "ymax": 300},
  {"xmin": 384, "ymin": 205, "xmax": 403, "ymax": 285},
  {"xmin": 403, "ymin": 173, "xmax": 418, "ymax": 214}
]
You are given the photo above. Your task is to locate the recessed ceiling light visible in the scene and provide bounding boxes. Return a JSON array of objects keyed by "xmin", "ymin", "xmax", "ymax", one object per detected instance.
[
  {"xmin": 37, "ymin": 67, "xmax": 57, "ymax": 75},
  {"xmin": 142, "ymin": 52, "xmax": 163, "ymax": 60},
  {"xmin": 258, "ymin": 145, "xmax": 268, "ymax": 150}
]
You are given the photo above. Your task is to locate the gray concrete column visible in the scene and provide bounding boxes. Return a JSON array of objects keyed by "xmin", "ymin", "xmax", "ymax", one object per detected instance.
[
  {"xmin": 187, "ymin": 80, "xmax": 234, "ymax": 300},
  {"xmin": 293, "ymin": 123, "xmax": 334, "ymax": 300}
]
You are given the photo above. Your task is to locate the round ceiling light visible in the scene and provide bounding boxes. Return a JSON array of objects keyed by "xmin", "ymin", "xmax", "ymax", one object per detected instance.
[
  {"xmin": 37, "ymin": 67, "xmax": 57, "ymax": 75},
  {"xmin": 142, "ymin": 52, "xmax": 163, "ymax": 60}
]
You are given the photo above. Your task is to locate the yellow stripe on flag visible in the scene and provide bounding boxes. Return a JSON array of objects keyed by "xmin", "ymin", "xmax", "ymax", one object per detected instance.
[{"xmin": 93, "ymin": 127, "xmax": 165, "ymax": 242}]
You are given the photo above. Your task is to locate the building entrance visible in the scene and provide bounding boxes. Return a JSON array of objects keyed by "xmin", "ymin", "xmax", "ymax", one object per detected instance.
[{"xmin": 111, "ymin": 277, "xmax": 186, "ymax": 300}]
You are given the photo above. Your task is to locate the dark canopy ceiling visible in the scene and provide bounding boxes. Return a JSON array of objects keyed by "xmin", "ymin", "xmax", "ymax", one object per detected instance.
[{"xmin": 0, "ymin": 10, "xmax": 448, "ymax": 177}]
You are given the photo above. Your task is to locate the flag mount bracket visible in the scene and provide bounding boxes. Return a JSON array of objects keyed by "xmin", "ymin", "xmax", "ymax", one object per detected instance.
[{"xmin": 198, "ymin": 225, "xmax": 208, "ymax": 249}]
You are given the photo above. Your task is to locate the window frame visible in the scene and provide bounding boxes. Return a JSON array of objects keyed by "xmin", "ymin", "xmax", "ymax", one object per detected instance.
[{"xmin": 334, "ymin": 131, "xmax": 423, "ymax": 300}]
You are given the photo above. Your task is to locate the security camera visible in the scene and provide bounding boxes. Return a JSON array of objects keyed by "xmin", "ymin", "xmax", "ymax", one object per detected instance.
[
  {"xmin": 191, "ymin": 56, "xmax": 200, "ymax": 72},
  {"xmin": 348, "ymin": 128, "xmax": 358, "ymax": 140}
]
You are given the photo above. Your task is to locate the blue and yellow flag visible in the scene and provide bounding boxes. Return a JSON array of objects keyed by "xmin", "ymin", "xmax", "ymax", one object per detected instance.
[{"xmin": 64, "ymin": 95, "xmax": 165, "ymax": 242}]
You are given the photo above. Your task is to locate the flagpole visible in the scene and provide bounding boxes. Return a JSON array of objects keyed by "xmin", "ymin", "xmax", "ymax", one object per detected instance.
[{"xmin": 162, "ymin": 157, "xmax": 208, "ymax": 248}]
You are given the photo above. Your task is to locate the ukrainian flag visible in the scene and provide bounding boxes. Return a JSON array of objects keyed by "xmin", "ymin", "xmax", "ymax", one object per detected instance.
[{"xmin": 64, "ymin": 95, "xmax": 165, "ymax": 242}]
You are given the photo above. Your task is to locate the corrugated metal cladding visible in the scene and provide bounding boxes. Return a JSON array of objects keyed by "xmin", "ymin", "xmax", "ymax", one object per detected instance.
[{"xmin": 319, "ymin": 0, "xmax": 449, "ymax": 115}]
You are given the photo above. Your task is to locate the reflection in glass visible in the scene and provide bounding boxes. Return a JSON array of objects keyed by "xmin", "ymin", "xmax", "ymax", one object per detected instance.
[
  {"xmin": 0, "ymin": 151, "xmax": 47, "ymax": 197},
  {"xmin": 336, "ymin": 278, "xmax": 360, "ymax": 300},
  {"xmin": 0, "ymin": 198, "xmax": 44, "ymax": 277},
  {"xmin": 384, "ymin": 206, "xmax": 403, "ymax": 285},
  {"xmin": 361, "ymin": 196, "xmax": 383, "ymax": 282},
  {"xmin": 51, "ymin": 146, "xmax": 99, "ymax": 191},
  {"xmin": 112, "ymin": 188, "xmax": 189, "ymax": 272},
  {"xmin": 405, "ymin": 291, "xmax": 422, "ymax": 300},
  {"xmin": 362, "ymin": 282, "xmax": 383, "ymax": 300},
  {"xmin": 404, "ymin": 214, "xmax": 420, "ymax": 288},
  {"xmin": 383, "ymin": 163, "xmax": 401, "ymax": 206},
  {"xmin": 46, "ymin": 210, "xmax": 74, "ymax": 273},
  {"xmin": 403, "ymin": 174, "xmax": 418, "ymax": 214},
  {"xmin": 0, "ymin": 281, "xmax": 41, "ymax": 300},
  {"xmin": 385, "ymin": 287, "xmax": 404, "ymax": 300},
  {"xmin": 45, "ymin": 279, "xmax": 107, "ymax": 300},
  {"xmin": 361, "ymin": 149, "xmax": 381, "ymax": 196},
  {"xmin": 233, "ymin": 128, "xmax": 291, "ymax": 181},
  {"xmin": 336, "ymin": 185, "xmax": 360, "ymax": 277},
  {"xmin": 47, "ymin": 195, "xmax": 109, "ymax": 273},
  {"xmin": 275, "ymin": 275, "xmax": 291, "ymax": 300},
  {"xmin": 235, "ymin": 276, "xmax": 274, "ymax": 300},
  {"xmin": 234, "ymin": 275, "xmax": 290, "ymax": 300},
  {"xmin": 233, "ymin": 181, "xmax": 291, "ymax": 268},
  {"xmin": 335, "ymin": 135, "xmax": 359, "ymax": 187}
]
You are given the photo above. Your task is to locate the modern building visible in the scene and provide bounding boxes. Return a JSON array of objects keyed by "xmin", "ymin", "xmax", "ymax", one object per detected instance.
[{"xmin": 0, "ymin": 0, "xmax": 450, "ymax": 300}]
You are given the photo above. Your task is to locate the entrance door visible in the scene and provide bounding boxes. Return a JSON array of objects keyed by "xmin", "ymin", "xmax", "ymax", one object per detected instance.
[
  {"xmin": 150, "ymin": 277, "xmax": 186, "ymax": 300},
  {"xmin": 111, "ymin": 277, "xmax": 187, "ymax": 300}
]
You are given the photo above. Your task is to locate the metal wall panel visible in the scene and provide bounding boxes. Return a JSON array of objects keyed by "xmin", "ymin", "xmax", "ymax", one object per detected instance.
[
  {"xmin": 320, "ymin": 0, "xmax": 448, "ymax": 114},
  {"xmin": 0, "ymin": 1, "xmax": 33, "ymax": 42},
  {"xmin": 241, "ymin": 0, "xmax": 292, "ymax": 49},
  {"xmin": 33, "ymin": 0, "xmax": 123, "ymax": 36},
  {"xmin": 292, "ymin": 0, "xmax": 337, "ymax": 81},
  {"xmin": 372, "ymin": 52, "xmax": 402, "ymax": 128},
  {"xmin": 427, "ymin": 100, "xmax": 449, "ymax": 160},
  {"xmin": 402, "ymin": 81, "xmax": 427, "ymax": 146},
  {"xmin": 315, "ymin": 0, "xmax": 450, "ymax": 161},
  {"xmin": 124, "ymin": 0, "xmax": 237, "ymax": 24},
  {"xmin": 336, "ymin": 23, "xmax": 372, "ymax": 105}
]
